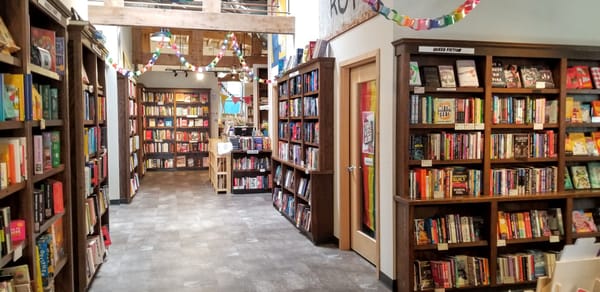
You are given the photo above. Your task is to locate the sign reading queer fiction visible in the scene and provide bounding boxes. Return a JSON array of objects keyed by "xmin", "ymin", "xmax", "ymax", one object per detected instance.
[{"xmin": 418, "ymin": 46, "xmax": 475, "ymax": 55}]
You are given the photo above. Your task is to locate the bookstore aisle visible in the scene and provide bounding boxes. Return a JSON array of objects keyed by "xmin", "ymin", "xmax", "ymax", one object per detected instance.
[{"xmin": 88, "ymin": 171, "xmax": 388, "ymax": 292}]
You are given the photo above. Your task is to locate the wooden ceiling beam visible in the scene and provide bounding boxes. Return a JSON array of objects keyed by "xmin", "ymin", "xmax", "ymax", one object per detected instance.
[{"xmin": 88, "ymin": 5, "xmax": 295, "ymax": 34}]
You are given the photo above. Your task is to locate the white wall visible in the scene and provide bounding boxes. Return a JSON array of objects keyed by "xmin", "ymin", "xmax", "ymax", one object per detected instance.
[
  {"xmin": 289, "ymin": 0, "xmax": 319, "ymax": 50},
  {"xmin": 328, "ymin": 16, "xmax": 395, "ymax": 280},
  {"xmin": 392, "ymin": 0, "xmax": 600, "ymax": 45},
  {"xmin": 136, "ymin": 72, "xmax": 221, "ymax": 138}
]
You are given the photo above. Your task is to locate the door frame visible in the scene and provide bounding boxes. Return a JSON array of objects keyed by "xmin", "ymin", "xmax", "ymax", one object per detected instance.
[{"xmin": 338, "ymin": 50, "xmax": 381, "ymax": 270}]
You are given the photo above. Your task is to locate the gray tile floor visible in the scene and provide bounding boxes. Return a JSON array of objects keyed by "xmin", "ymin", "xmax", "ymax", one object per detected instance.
[{"xmin": 89, "ymin": 171, "xmax": 390, "ymax": 292}]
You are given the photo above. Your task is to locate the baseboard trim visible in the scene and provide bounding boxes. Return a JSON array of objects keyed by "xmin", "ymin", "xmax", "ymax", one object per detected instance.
[
  {"xmin": 379, "ymin": 272, "xmax": 396, "ymax": 291},
  {"xmin": 109, "ymin": 199, "xmax": 121, "ymax": 205}
]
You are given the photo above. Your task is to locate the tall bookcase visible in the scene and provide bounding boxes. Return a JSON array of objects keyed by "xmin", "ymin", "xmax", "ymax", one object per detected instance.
[
  {"xmin": 394, "ymin": 38, "xmax": 600, "ymax": 291},
  {"xmin": 0, "ymin": 1, "xmax": 74, "ymax": 291},
  {"xmin": 117, "ymin": 76, "xmax": 141, "ymax": 203},
  {"xmin": 142, "ymin": 88, "xmax": 211, "ymax": 170},
  {"xmin": 271, "ymin": 57, "xmax": 334, "ymax": 244},
  {"xmin": 68, "ymin": 21, "xmax": 110, "ymax": 291},
  {"xmin": 253, "ymin": 64, "xmax": 269, "ymax": 132}
]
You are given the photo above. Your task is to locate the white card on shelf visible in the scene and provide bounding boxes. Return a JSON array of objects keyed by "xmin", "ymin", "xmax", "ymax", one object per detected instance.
[
  {"xmin": 40, "ymin": 119, "xmax": 46, "ymax": 130},
  {"xmin": 434, "ymin": 288, "xmax": 445, "ymax": 292},
  {"xmin": 421, "ymin": 160, "xmax": 432, "ymax": 167},
  {"xmin": 13, "ymin": 243, "xmax": 23, "ymax": 261},
  {"xmin": 157, "ymin": 101, "xmax": 164, "ymax": 105},
  {"xmin": 536, "ymin": 81, "xmax": 546, "ymax": 89},
  {"xmin": 497, "ymin": 239, "xmax": 506, "ymax": 247},
  {"xmin": 534, "ymin": 123, "xmax": 543, "ymax": 130},
  {"xmin": 549, "ymin": 235, "xmax": 559, "ymax": 243},
  {"xmin": 259, "ymin": 169, "xmax": 265, "ymax": 172},
  {"xmin": 247, "ymin": 150, "xmax": 259, "ymax": 154},
  {"xmin": 414, "ymin": 87, "xmax": 425, "ymax": 94},
  {"xmin": 475, "ymin": 123, "xmax": 485, "ymax": 130},
  {"xmin": 455, "ymin": 123, "xmax": 465, "ymax": 130},
  {"xmin": 465, "ymin": 123, "xmax": 475, "ymax": 130},
  {"xmin": 437, "ymin": 243, "xmax": 448, "ymax": 251}
]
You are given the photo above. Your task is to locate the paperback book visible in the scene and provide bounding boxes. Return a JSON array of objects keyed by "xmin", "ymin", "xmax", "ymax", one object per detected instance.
[{"xmin": 438, "ymin": 65, "xmax": 456, "ymax": 88}]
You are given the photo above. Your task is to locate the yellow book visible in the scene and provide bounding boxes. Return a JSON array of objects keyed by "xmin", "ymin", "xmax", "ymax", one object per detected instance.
[
  {"xmin": 34, "ymin": 246, "xmax": 43, "ymax": 292},
  {"xmin": 83, "ymin": 130, "xmax": 89, "ymax": 158},
  {"xmin": 32, "ymin": 86, "xmax": 42, "ymax": 120},
  {"xmin": 3, "ymin": 74, "xmax": 24, "ymax": 121},
  {"xmin": 569, "ymin": 132, "xmax": 588, "ymax": 155},
  {"xmin": 565, "ymin": 96, "xmax": 573, "ymax": 122}
]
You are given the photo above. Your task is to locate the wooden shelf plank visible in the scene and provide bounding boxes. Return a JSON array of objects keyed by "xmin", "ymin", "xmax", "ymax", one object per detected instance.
[
  {"xmin": 0, "ymin": 182, "xmax": 26, "ymax": 200},
  {"xmin": 491, "ymin": 123, "xmax": 559, "ymax": 129},
  {"xmin": 0, "ymin": 121, "xmax": 25, "ymax": 130},
  {"xmin": 503, "ymin": 236, "xmax": 564, "ymax": 245},
  {"xmin": 491, "ymin": 88, "xmax": 560, "ymax": 94},
  {"xmin": 83, "ymin": 120, "xmax": 95, "ymax": 126},
  {"xmin": 409, "ymin": 159, "xmax": 482, "ymax": 166},
  {"xmin": 414, "ymin": 240, "xmax": 489, "ymax": 250},
  {"xmin": 565, "ymin": 156, "xmax": 600, "ymax": 162},
  {"xmin": 30, "ymin": 64, "xmax": 61, "ymax": 81},
  {"xmin": 572, "ymin": 231, "xmax": 600, "ymax": 238},
  {"xmin": 0, "ymin": 54, "xmax": 20, "ymax": 67},
  {"xmin": 231, "ymin": 188, "xmax": 271, "ymax": 194},
  {"xmin": 566, "ymin": 89, "xmax": 600, "ymax": 94},
  {"xmin": 0, "ymin": 242, "xmax": 26, "ymax": 268},
  {"xmin": 32, "ymin": 165, "xmax": 65, "ymax": 183},
  {"xmin": 566, "ymin": 122, "xmax": 600, "ymax": 128},
  {"xmin": 35, "ymin": 212, "xmax": 65, "ymax": 237},
  {"xmin": 490, "ymin": 157, "xmax": 558, "ymax": 164}
]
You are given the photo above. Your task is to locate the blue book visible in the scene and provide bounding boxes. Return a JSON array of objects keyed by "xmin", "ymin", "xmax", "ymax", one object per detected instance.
[
  {"xmin": 0, "ymin": 74, "xmax": 4, "ymax": 121},
  {"xmin": 24, "ymin": 74, "xmax": 32, "ymax": 121}
]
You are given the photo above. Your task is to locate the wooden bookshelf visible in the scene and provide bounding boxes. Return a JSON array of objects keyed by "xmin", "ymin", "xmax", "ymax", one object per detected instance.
[
  {"xmin": 271, "ymin": 57, "xmax": 334, "ymax": 244},
  {"xmin": 394, "ymin": 38, "xmax": 600, "ymax": 292},
  {"xmin": 141, "ymin": 88, "xmax": 211, "ymax": 170},
  {"xmin": 230, "ymin": 136, "xmax": 272, "ymax": 194},
  {"xmin": 0, "ymin": 1, "xmax": 74, "ymax": 291},
  {"xmin": 117, "ymin": 76, "xmax": 141, "ymax": 203},
  {"xmin": 68, "ymin": 21, "xmax": 110, "ymax": 291},
  {"xmin": 252, "ymin": 64, "xmax": 269, "ymax": 133}
]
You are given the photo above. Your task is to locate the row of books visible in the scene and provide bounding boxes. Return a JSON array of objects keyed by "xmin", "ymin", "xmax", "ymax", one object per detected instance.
[
  {"xmin": 175, "ymin": 106, "xmax": 209, "ymax": 117},
  {"xmin": 572, "ymin": 209, "xmax": 600, "ymax": 233},
  {"xmin": 414, "ymin": 214, "xmax": 484, "ymax": 245},
  {"xmin": 278, "ymin": 142, "xmax": 289, "ymax": 161},
  {"xmin": 1, "ymin": 74, "xmax": 60, "ymax": 122},
  {"xmin": 232, "ymin": 175, "xmax": 270, "ymax": 190},
  {"xmin": 410, "ymin": 60, "xmax": 480, "ymax": 88},
  {"xmin": 146, "ymin": 158, "xmax": 174, "ymax": 169},
  {"xmin": 175, "ymin": 131, "xmax": 208, "ymax": 143},
  {"xmin": 303, "ymin": 96, "xmax": 319, "ymax": 117},
  {"xmin": 175, "ymin": 156, "xmax": 208, "ymax": 168},
  {"xmin": 30, "ymin": 26, "xmax": 64, "ymax": 74},
  {"xmin": 130, "ymin": 173, "xmax": 140, "ymax": 196},
  {"xmin": 33, "ymin": 131, "xmax": 60, "ymax": 175},
  {"xmin": 176, "ymin": 142, "xmax": 208, "ymax": 153},
  {"xmin": 0, "ymin": 207, "xmax": 15, "ymax": 257},
  {"xmin": 566, "ymin": 98, "xmax": 600, "ymax": 123},
  {"xmin": 143, "ymin": 105, "xmax": 173, "ymax": 116},
  {"xmin": 288, "ymin": 98, "xmax": 302, "ymax": 118},
  {"xmin": 144, "ymin": 129, "xmax": 172, "ymax": 141},
  {"xmin": 273, "ymin": 189, "xmax": 295, "ymax": 219},
  {"xmin": 129, "ymin": 99, "xmax": 137, "ymax": 116},
  {"xmin": 129, "ymin": 119, "xmax": 137, "ymax": 136},
  {"xmin": 231, "ymin": 136, "xmax": 271, "ymax": 151},
  {"xmin": 492, "ymin": 96, "xmax": 557, "ymax": 124},
  {"xmin": 410, "ymin": 96, "xmax": 484, "ymax": 125},
  {"xmin": 144, "ymin": 142, "xmax": 173, "ymax": 153},
  {"xmin": 289, "ymin": 121, "xmax": 302, "ymax": 140},
  {"xmin": 232, "ymin": 156, "xmax": 270, "ymax": 171},
  {"xmin": 303, "ymin": 122, "xmax": 319, "ymax": 144},
  {"xmin": 490, "ymin": 131, "xmax": 557, "ymax": 159},
  {"xmin": 303, "ymin": 70, "xmax": 319, "ymax": 93},
  {"xmin": 130, "ymin": 153, "xmax": 138, "ymax": 171},
  {"xmin": 85, "ymin": 234, "xmax": 106, "ymax": 282},
  {"xmin": 146, "ymin": 117, "xmax": 173, "ymax": 128},
  {"xmin": 565, "ymin": 132, "xmax": 600, "ymax": 157},
  {"xmin": 174, "ymin": 92, "xmax": 208, "ymax": 103},
  {"xmin": 497, "ymin": 208, "xmax": 564, "ymax": 240},
  {"xmin": 565, "ymin": 163, "xmax": 600, "ymax": 190},
  {"xmin": 289, "ymin": 74, "xmax": 302, "ymax": 96},
  {"xmin": 33, "ymin": 180, "xmax": 64, "ymax": 233},
  {"xmin": 305, "ymin": 147, "xmax": 319, "ymax": 170},
  {"xmin": 296, "ymin": 177, "xmax": 311, "ymax": 201},
  {"xmin": 37, "ymin": 219, "xmax": 66, "ymax": 290},
  {"xmin": 84, "ymin": 153, "xmax": 108, "ymax": 197},
  {"xmin": 176, "ymin": 117, "xmax": 208, "ymax": 128},
  {"xmin": 490, "ymin": 166, "xmax": 558, "ymax": 196},
  {"xmin": 491, "ymin": 63, "xmax": 555, "ymax": 89},
  {"xmin": 85, "ymin": 192, "xmax": 109, "ymax": 236},
  {"xmin": 295, "ymin": 203, "xmax": 311, "ymax": 231},
  {"xmin": 0, "ymin": 137, "xmax": 27, "ymax": 187},
  {"xmin": 130, "ymin": 135, "xmax": 140, "ymax": 153},
  {"xmin": 0, "ymin": 264, "xmax": 32, "ymax": 292},
  {"xmin": 143, "ymin": 92, "xmax": 174, "ymax": 103},
  {"xmin": 84, "ymin": 127, "xmax": 106, "ymax": 157},
  {"xmin": 409, "ymin": 167, "xmax": 482, "ymax": 199},
  {"xmin": 496, "ymin": 250, "xmax": 559, "ymax": 284},
  {"xmin": 414, "ymin": 256, "xmax": 490, "ymax": 290},
  {"xmin": 409, "ymin": 132, "xmax": 483, "ymax": 161},
  {"xmin": 566, "ymin": 65, "xmax": 600, "ymax": 89},
  {"xmin": 278, "ymin": 101, "xmax": 289, "ymax": 117}
]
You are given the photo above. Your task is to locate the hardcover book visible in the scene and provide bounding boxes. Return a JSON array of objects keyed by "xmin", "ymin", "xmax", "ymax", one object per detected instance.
[
  {"xmin": 491, "ymin": 62, "xmax": 506, "ymax": 87},
  {"xmin": 569, "ymin": 132, "xmax": 588, "ymax": 155},
  {"xmin": 581, "ymin": 103, "xmax": 592, "ymax": 123},
  {"xmin": 438, "ymin": 65, "xmax": 456, "ymax": 88},
  {"xmin": 570, "ymin": 165, "xmax": 591, "ymax": 189},
  {"xmin": 572, "ymin": 210, "xmax": 597, "ymax": 233},
  {"xmin": 575, "ymin": 65, "xmax": 593, "ymax": 89},
  {"xmin": 504, "ymin": 64, "xmax": 522, "ymax": 88},
  {"xmin": 414, "ymin": 260, "xmax": 434, "ymax": 290},
  {"xmin": 414, "ymin": 219, "xmax": 429, "ymax": 245},
  {"xmin": 409, "ymin": 61, "xmax": 422, "ymax": 86},
  {"xmin": 519, "ymin": 66, "xmax": 539, "ymax": 88},
  {"xmin": 432, "ymin": 98, "xmax": 455, "ymax": 124},
  {"xmin": 0, "ymin": 17, "xmax": 20, "ymax": 54},
  {"xmin": 536, "ymin": 67, "xmax": 555, "ymax": 88},
  {"xmin": 30, "ymin": 27, "xmax": 56, "ymax": 72},
  {"xmin": 591, "ymin": 100, "xmax": 600, "ymax": 123},
  {"xmin": 456, "ymin": 60, "xmax": 479, "ymax": 87},
  {"xmin": 566, "ymin": 67, "xmax": 580, "ymax": 89},
  {"xmin": 590, "ymin": 67, "xmax": 600, "ymax": 89},
  {"xmin": 587, "ymin": 162, "xmax": 600, "ymax": 188},
  {"xmin": 422, "ymin": 66, "xmax": 440, "ymax": 88},
  {"xmin": 564, "ymin": 167, "xmax": 574, "ymax": 190},
  {"xmin": 512, "ymin": 134, "xmax": 530, "ymax": 159},
  {"xmin": 451, "ymin": 166, "xmax": 469, "ymax": 196}
]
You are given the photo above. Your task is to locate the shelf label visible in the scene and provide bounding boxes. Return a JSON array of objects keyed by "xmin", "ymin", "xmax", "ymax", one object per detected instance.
[
  {"xmin": 497, "ymin": 239, "xmax": 506, "ymax": 247},
  {"xmin": 259, "ymin": 169, "xmax": 266, "ymax": 172},
  {"xmin": 465, "ymin": 123, "xmax": 475, "ymax": 130},
  {"xmin": 475, "ymin": 123, "xmax": 485, "ymax": 130},
  {"xmin": 13, "ymin": 243, "xmax": 23, "ymax": 261},
  {"xmin": 40, "ymin": 119, "xmax": 46, "ymax": 130},
  {"xmin": 289, "ymin": 71, "xmax": 300, "ymax": 77},
  {"xmin": 418, "ymin": 46, "xmax": 475, "ymax": 55},
  {"xmin": 187, "ymin": 115, "xmax": 198, "ymax": 118},
  {"xmin": 37, "ymin": 0, "xmax": 62, "ymax": 22},
  {"xmin": 364, "ymin": 157, "xmax": 374, "ymax": 166},
  {"xmin": 434, "ymin": 288, "xmax": 445, "ymax": 292},
  {"xmin": 421, "ymin": 160, "xmax": 432, "ymax": 167},
  {"xmin": 535, "ymin": 81, "xmax": 546, "ymax": 89},
  {"xmin": 437, "ymin": 243, "xmax": 448, "ymax": 251},
  {"xmin": 509, "ymin": 189, "xmax": 518, "ymax": 196},
  {"xmin": 414, "ymin": 87, "xmax": 425, "ymax": 94},
  {"xmin": 305, "ymin": 168, "xmax": 310, "ymax": 175},
  {"xmin": 436, "ymin": 87, "xmax": 457, "ymax": 92},
  {"xmin": 247, "ymin": 150, "xmax": 259, "ymax": 154},
  {"xmin": 455, "ymin": 123, "xmax": 465, "ymax": 130},
  {"xmin": 533, "ymin": 123, "xmax": 544, "ymax": 130},
  {"xmin": 549, "ymin": 235, "xmax": 559, "ymax": 243},
  {"xmin": 155, "ymin": 139, "xmax": 163, "ymax": 142},
  {"xmin": 157, "ymin": 101, "xmax": 164, "ymax": 105}
]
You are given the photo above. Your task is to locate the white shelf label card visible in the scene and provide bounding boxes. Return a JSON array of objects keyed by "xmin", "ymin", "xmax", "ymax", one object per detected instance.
[
  {"xmin": 364, "ymin": 157, "xmax": 374, "ymax": 166},
  {"xmin": 40, "ymin": 119, "xmax": 46, "ymax": 130},
  {"xmin": 289, "ymin": 71, "xmax": 300, "ymax": 78},
  {"xmin": 497, "ymin": 239, "xmax": 506, "ymax": 247},
  {"xmin": 259, "ymin": 169, "xmax": 266, "ymax": 172},
  {"xmin": 475, "ymin": 123, "xmax": 485, "ymax": 130},
  {"xmin": 455, "ymin": 123, "xmax": 465, "ymax": 130},
  {"xmin": 437, "ymin": 87, "xmax": 457, "ymax": 92},
  {"xmin": 247, "ymin": 150, "xmax": 259, "ymax": 155},
  {"xmin": 13, "ymin": 243, "xmax": 23, "ymax": 261},
  {"xmin": 536, "ymin": 81, "xmax": 546, "ymax": 89},
  {"xmin": 437, "ymin": 243, "xmax": 448, "ymax": 251},
  {"xmin": 418, "ymin": 46, "xmax": 475, "ymax": 55},
  {"xmin": 157, "ymin": 101, "xmax": 164, "ymax": 105},
  {"xmin": 414, "ymin": 87, "xmax": 425, "ymax": 94},
  {"xmin": 465, "ymin": 123, "xmax": 475, "ymax": 130},
  {"xmin": 533, "ymin": 123, "xmax": 544, "ymax": 130},
  {"xmin": 549, "ymin": 235, "xmax": 559, "ymax": 243},
  {"xmin": 421, "ymin": 160, "xmax": 433, "ymax": 167},
  {"xmin": 434, "ymin": 288, "xmax": 446, "ymax": 292}
]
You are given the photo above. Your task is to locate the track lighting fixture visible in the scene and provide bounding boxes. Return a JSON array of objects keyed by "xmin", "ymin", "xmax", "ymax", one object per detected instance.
[
  {"xmin": 173, "ymin": 70, "xmax": 178, "ymax": 77},
  {"xmin": 185, "ymin": 71, "xmax": 188, "ymax": 78},
  {"xmin": 150, "ymin": 28, "xmax": 171, "ymax": 42}
]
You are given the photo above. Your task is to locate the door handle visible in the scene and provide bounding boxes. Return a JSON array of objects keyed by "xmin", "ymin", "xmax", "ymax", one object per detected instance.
[{"xmin": 347, "ymin": 165, "xmax": 356, "ymax": 173}]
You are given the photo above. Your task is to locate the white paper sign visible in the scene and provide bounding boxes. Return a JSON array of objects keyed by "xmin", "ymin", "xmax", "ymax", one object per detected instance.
[{"xmin": 418, "ymin": 46, "xmax": 475, "ymax": 55}]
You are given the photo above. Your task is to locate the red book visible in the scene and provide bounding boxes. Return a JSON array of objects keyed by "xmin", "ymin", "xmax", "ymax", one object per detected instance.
[
  {"xmin": 523, "ymin": 212, "xmax": 533, "ymax": 238},
  {"xmin": 9, "ymin": 219, "xmax": 26, "ymax": 243},
  {"xmin": 52, "ymin": 180, "xmax": 64, "ymax": 214},
  {"xmin": 102, "ymin": 225, "xmax": 112, "ymax": 247},
  {"xmin": 30, "ymin": 27, "xmax": 56, "ymax": 72},
  {"xmin": 575, "ymin": 66, "xmax": 594, "ymax": 89}
]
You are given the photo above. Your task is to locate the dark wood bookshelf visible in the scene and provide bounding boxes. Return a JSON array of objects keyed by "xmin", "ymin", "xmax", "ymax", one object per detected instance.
[
  {"xmin": 141, "ymin": 87, "xmax": 211, "ymax": 171},
  {"xmin": 414, "ymin": 241, "xmax": 489, "ymax": 251},
  {"xmin": 35, "ymin": 212, "xmax": 66, "ymax": 237},
  {"xmin": 230, "ymin": 139, "xmax": 272, "ymax": 194},
  {"xmin": 68, "ymin": 20, "xmax": 110, "ymax": 292},
  {"xmin": 0, "ymin": 1, "xmax": 74, "ymax": 291},
  {"xmin": 394, "ymin": 38, "xmax": 600, "ymax": 292},
  {"xmin": 117, "ymin": 76, "xmax": 142, "ymax": 203},
  {"xmin": 272, "ymin": 57, "xmax": 334, "ymax": 244}
]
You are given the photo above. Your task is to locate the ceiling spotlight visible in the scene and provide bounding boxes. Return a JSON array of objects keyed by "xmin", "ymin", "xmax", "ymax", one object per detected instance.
[
  {"xmin": 150, "ymin": 28, "xmax": 171, "ymax": 42},
  {"xmin": 196, "ymin": 73, "xmax": 205, "ymax": 81}
]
